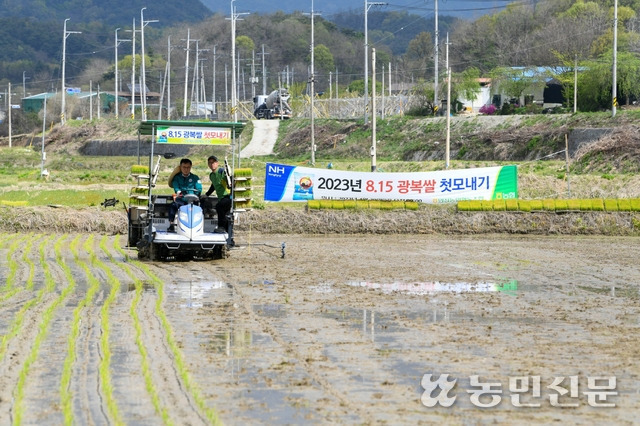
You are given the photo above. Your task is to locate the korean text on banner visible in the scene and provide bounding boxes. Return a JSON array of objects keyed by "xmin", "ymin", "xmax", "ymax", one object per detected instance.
[
  {"xmin": 264, "ymin": 163, "xmax": 518, "ymax": 203},
  {"xmin": 155, "ymin": 126, "xmax": 231, "ymax": 145}
]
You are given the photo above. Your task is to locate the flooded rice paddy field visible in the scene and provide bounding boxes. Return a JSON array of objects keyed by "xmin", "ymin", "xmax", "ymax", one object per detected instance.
[{"xmin": 0, "ymin": 233, "xmax": 638, "ymax": 424}]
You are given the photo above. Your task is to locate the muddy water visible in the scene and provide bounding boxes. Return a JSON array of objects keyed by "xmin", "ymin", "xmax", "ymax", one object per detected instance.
[
  {"xmin": 0, "ymin": 233, "xmax": 638, "ymax": 424},
  {"xmin": 159, "ymin": 234, "xmax": 640, "ymax": 424}
]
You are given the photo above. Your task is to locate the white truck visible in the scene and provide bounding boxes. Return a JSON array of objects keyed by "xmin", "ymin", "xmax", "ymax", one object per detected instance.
[{"xmin": 253, "ymin": 88, "xmax": 292, "ymax": 119}]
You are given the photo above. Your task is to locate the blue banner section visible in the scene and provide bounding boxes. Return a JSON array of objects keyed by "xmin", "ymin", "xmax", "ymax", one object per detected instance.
[
  {"xmin": 264, "ymin": 162, "xmax": 518, "ymax": 203},
  {"xmin": 264, "ymin": 163, "xmax": 296, "ymax": 202}
]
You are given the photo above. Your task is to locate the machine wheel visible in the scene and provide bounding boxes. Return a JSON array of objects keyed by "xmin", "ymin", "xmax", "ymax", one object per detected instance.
[
  {"xmin": 128, "ymin": 223, "xmax": 143, "ymax": 248},
  {"xmin": 213, "ymin": 244, "xmax": 229, "ymax": 260}
]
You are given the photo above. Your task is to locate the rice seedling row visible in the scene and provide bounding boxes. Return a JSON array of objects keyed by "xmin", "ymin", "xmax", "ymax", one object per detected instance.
[{"xmin": 0, "ymin": 232, "xmax": 225, "ymax": 425}]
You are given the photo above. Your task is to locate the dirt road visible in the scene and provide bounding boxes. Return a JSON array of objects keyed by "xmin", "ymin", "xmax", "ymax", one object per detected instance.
[
  {"xmin": 0, "ymin": 233, "xmax": 638, "ymax": 424},
  {"xmin": 240, "ymin": 120, "xmax": 279, "ymax": 158}
]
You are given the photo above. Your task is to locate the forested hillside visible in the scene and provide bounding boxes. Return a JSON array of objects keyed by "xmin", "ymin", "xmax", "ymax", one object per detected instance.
[{"xmin": 2, "ymin": 0, "xmax": 640, "ymax": 115}]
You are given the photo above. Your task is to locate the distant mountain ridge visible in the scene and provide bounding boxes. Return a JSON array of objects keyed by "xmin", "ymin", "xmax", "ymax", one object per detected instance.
[
  {"xmin": 0, "ymin": 0, "xmax": 212, "ymax": 26},
  {"xmin": 200, "ymin": 0, "xmax": 509, "ymax": 18}
]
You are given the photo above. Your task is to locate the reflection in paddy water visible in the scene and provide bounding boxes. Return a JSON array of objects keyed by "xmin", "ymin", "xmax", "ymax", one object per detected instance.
[{"xmin": 347, "ymin": 279, "xmax": 518, "ymax": 295}]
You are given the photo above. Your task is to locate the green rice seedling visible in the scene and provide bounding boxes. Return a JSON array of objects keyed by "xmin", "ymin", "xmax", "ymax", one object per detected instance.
[
  {"xmin": 130, "ymin": 186, "xmax": 148, "ymax": 195},
  {"xmin": 132, "ymin": 261, "xmax": 221, "ymax": 425},
  {"xmin": 343, "ymin": 200, "xmax": 357, "ymax": 209},
  {"xmin": 234, "ymin": 188, "xmax": 253, "ymax": 198},
  {"xmin": 0, "ymin": 200, "xmax": 28, "ymax": 206},
  {"xmin": 369, "ymin": 200, "xmax": 382, "ymax": 209},
  {"xmin": 464, "ymin": 200, "xmax": 482, "ymax": 211},
  {"xmin": 85, "ymin": 235, "xmax": 124, "ymax": 425},
  {"xmin": 3, "ymin": 235, "xmax": 25, "ymax": 292},
  {"xmin": 60, "ymin": 235, "xmax": 92, "ymax": 426},
  {"xmin": 457, "ymin": 200, "xmax": 470, "ymax": 211},
  {"xmin": 529, "ymin": 200, "xmax": 543, "ymax": 211},
  {"xmin": 492, "ymin": 200, "xmax": 506, "ymax": 211},
  {"xmin": 481, "ymin": 200, "xmax": 493, "ymax": 211},
  {"xmin": 391, "ymin": 201, "xmax": 406, "ymax": 210},
  {"xmin": 319, "ymin": 200, "xmax": 333, "ymax": 209},
  {"xmin": 618, "ymin": 199, "xmax": 631, "ymax": 211},
  {"xmin": 22, "ymin": 234, "xmax": 37, "ymax": 291},
  {"xmin": 591, "ymin": 199, "xmax": 605, "ymax": 211},
  {"xmin": 566, "ymin": 199, "xmax": 581, "ymax": 210},
  {"xmin": 505, "ymin": 199, "xmax": 518, "ymax": 211},
  {"xmin": 332, "ymin": 200, "xmax": 345, "ymax": 209},
  {"xmin": 604, "ymin": 199, "xmax": 619, "ymax": 212},
  {"xmin": 233, "ymin": 168, "xmax": 253, "ymax": 177},
  {"xmin": 307, "ymin": 200, "xmax": 320, "ymax": 210},
  {"xmin": 355, "ymin": 199, "xmax": 369, "ymax": 209},
  {"xmin": 14, "ymin": 235, "xmax": 74, "ymax": 426},
  {"xmin": 518, "ymin": 200, "xmax": 532, "ymax": 212},
  {"xmin": 234, "ymin": 199, "xmax": 252, "ymax": 209},
  {"xmin": 631, "ymin": 199, "xmax": 640, "ymax": 212},
  {"xmin": 108, "ymin": 236, "xmax": 171, "ymax": 423},
  {"xmin": 542, "ymin": 199, "xmax": 556, "ymax": 211},
  {"xmin": 379, "ymin": 201, "xmax": 394, "ymax": 210},
  {"xmin": 131, "ymin": 164, "xmax": 149, "ymax": 175},
  {"xmin": 555, "ymin": 199, "xmax": 569, "ymax": 211},
  {"xmin": 405, "ymin": 201, "xmax": 420, "ymax": 210},
  {"xmin": 579, "ymin": 199, "xmax": 592, "ymax": 211}
]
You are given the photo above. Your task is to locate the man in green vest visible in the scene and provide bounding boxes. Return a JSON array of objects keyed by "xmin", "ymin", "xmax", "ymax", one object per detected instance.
[{"xmin": 205, "ymin": 155, "xmax": 232, "ymax": 234}]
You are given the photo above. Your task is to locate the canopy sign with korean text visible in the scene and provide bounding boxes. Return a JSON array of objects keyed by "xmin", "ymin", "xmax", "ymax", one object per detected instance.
[
  {"xmin": 155, "ymin": 125, "xmax": 231, "ymax": 145},
  {"xmin": 264, "ymin": 163, "xmax": 518, "ymax": 203}
]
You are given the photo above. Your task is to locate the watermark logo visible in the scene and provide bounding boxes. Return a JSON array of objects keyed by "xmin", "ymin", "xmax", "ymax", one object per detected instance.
[
  {"xmin": 420, "ymin": 374, "xmax": 617, "ymax": 408},
  {"xmin": 420, "ymin": 374, "xmax": 457, "ymax": 407}
]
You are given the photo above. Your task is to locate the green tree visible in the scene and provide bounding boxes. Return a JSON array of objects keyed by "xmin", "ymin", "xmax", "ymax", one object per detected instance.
[
  {"xmin": 404, "ymin": 32, "xmax": 433, "ymax": 80},
  {"xmin": 575, "ymin": 51, "xmax": 640, "ymax": 111},
  {"xmin": 452, "ymin": 67, "xmax": 482, "ymax": 109},
  {"xmin": 311, "ymin": 44, "xmax": 335, "ymax": 73},
  {"xmin": 236, "ymin": 35, "xmax": 255, "ymax": 53},
  {"xmin": 407, "ymin": 80, "xmax": 436, "ymax": 116}
]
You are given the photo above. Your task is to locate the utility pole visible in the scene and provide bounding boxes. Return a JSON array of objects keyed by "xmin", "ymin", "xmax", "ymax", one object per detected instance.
[
  {"xmin": 90, "ymin": 80, "xmax": 93, "ymax": 120},
  {"xmin": 167, "ymin": 36, "xmax": 172, "ymax": 118},
  {"xmin": 434, "ymin": 0, "xmax": 439, "ymax": 110},
  {"xmin": 388, "ymin": 62, "xmax": 391, "ymax": 96},
  {"xmin": 61, "ymin": 18, "xmax": 81, "ymax": 125},
  {"xmin": 229, "ymin": 1, "xmax": 249, "ymax": 122},
  {"xmin": 22, "ymin": 71, "xmax": 30, "ymax": 98},
  {"xmin": 371, "ymin": 48, "xmax": 377, "ymax": 172},
  {"xmin": 183, "ymin": 28, "xmax": 191, "ymax": 117},
  {"xmin": 128, "ymin": 18, "xmax": 137, "ymax": 119},
  {"xmin": 41, "ymin": 95, "xmax": 47, "ymax": 177},
  {"xmin": 194, "ymin": 40, "xmax": 200, "ymax": 115},
  {"xmin": 212, "ymin": 45, "xmax": 217, "ymax": 115},
  {"xmin": 8, "ymin": 83, "xmax": 11, "ymax": 148},
  {"xmin": 364, "ymin": 0, "xmax": 385, "ymax": 125},
  {"xmin": 140, "ymin": 7, "xmax": 158, "ymax": 121},
  {"xmin": 612, "ymin": 0, "xmax": 618, "ymax": 117},
  {"xmin": 445, "ymin": 32, "xmax": 450, "ymax": 169},
  {"xmin": 261, "ymin": 44, "xmax": 268, "ymax": 95},
  {"xmin": 231, "ymin": 1, "xmax": 237, "ymax": 122},
  {"xmin": 306, "ymin": 0, "xmax": 321, "ymax": 165},
  {"xmin": 251, "ymin": 50, "xmax": 256, "ymax": 99},
  {"xmin": 115, "ymin": 28, "xmax": 131, "ymax": 118},
  {"xmin": 574, "ymin": 54, "xmax": 578, "ymax": 114}
]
